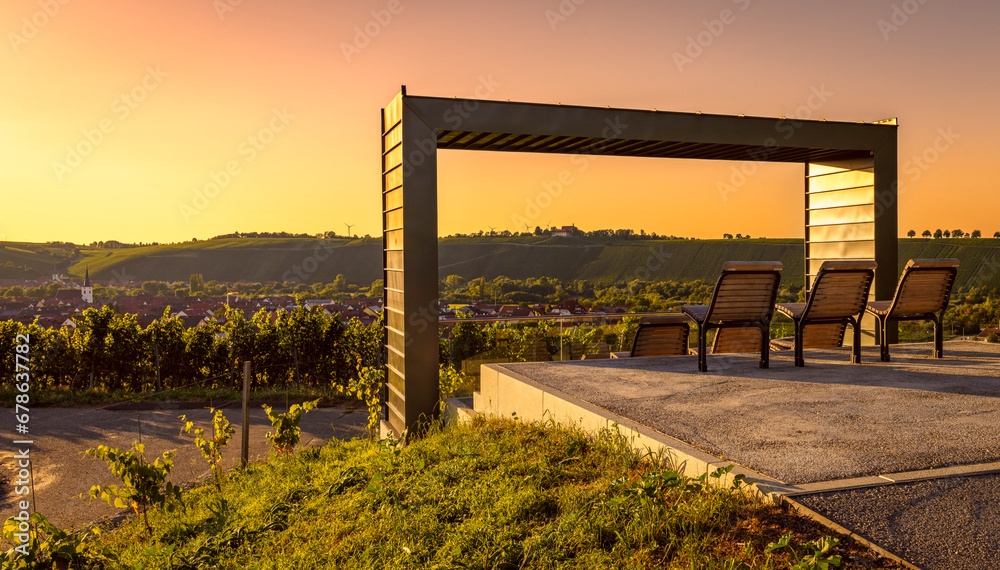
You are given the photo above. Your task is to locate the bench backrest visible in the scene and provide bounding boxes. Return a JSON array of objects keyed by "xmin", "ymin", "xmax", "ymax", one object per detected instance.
[
  {"xmin": 630, "ymin": 316, "xmax": 689, "ymax": 357},
  {"xmin": 806, "ymin": 260, "xmax": 876, "ymax": 320},
  {"xmin": 706, "ymin": 261, "xmax": 783, "ymax": 322},
  {"xmin": 891, "ymin": 259, "xmax": 959, "ymax": 316}
]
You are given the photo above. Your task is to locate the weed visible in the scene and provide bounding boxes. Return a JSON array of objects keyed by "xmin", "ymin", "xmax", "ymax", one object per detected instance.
[
  {"xmin": 180, "ymin": 407, "xmax": 235, "ymax": 491},
  {"xmin": 261, "ymin": 399, "xmax": 319, "ymax": 454},
  {"xmin": 82, "ymin": 442, "xmax": 182, "ymax": 536},
  {"xmin": 335, "ymin": 367, "xmax": 382, "ymax": 437},
  {"xmin": 0, "ymin": 512, "xmax": 117, "ymax": 569},
  {"xmin": 766, "ymin": 532, "xmax": 843, "ymax": 569}
]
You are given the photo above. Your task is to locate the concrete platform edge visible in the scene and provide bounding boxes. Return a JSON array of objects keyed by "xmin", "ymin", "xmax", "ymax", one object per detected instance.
[{"xmin": 476, "ymin": 363, "xmax": 799, "ymax": 500}]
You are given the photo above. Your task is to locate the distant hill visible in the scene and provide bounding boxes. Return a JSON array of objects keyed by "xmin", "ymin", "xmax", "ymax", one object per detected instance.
[
  {"xmin": 1, "ymin": 237, "xmax": 995, "ymax": 291},
  {"xmin": 0, "ymin": 241, "xmax": 77, "ymax": 278}
]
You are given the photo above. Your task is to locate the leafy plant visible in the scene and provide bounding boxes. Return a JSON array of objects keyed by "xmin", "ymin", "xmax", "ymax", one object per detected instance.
[
  {"xmin": 765, "ymin": 532, "xmax": 843, "ymax": 569},
  {"xmin": 83, "ymin": 442, "xmax": 182, "ymax": 536},
  {"xmin": 0, "ymin": 512, "xmax": 116, "ymax": 569},
  {"xmin": 439, "ymin": 363, "xmax": 474, "ymax": 399},
  {"xmin": 181, "ymin": 408, "xmax": 235, "ymax": 491},
  {"xmin": 262, "ymin": 399, "xmax": 319, "ymax": 453},
  {"xmin": 336, "ymin": 367, "xmax": 384, "ymax": 438}
]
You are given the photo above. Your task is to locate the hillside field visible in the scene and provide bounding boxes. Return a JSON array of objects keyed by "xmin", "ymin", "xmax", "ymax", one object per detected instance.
[{"xmin": 1, "ymin": 237, "xmax": 996, "ymax": 291}]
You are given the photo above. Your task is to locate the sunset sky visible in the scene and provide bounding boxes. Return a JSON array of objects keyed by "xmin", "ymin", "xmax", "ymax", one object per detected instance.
[{"xmin": 3, "ymin": 0, "xmax": 998, "ymax": 244}]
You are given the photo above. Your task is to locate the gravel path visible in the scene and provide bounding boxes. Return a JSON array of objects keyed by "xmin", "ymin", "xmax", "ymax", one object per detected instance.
[
  {"xmin": 0, "ymin": 402, "xmax": 369, "ymax": 531},
  {"xmin": 794, "ymin": 474, "xmax": 1000, "ymax": 569}
]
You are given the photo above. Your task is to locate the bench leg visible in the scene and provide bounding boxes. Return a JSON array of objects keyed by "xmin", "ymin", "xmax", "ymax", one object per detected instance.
[
  {"xmin": 851, "ymin": 318, "xmax": 862, "ymax": 364},
  {"xmin": 794, "ymin": 321, "xmax": 804, "ymax": 367},
  {"xmin": 698, "ymin": 325, "xmax": 708, "ymax": 372},
  {"xmin": 759, "ymin": 322, "xmax": 769, "ymax": 369},
  {"xmin": 933, "ymin": 314, "xmax": 943, "ymax": 358},
  {"xmin": 880, "ymin": 318, "xmax": 890, "ymax": 362}
]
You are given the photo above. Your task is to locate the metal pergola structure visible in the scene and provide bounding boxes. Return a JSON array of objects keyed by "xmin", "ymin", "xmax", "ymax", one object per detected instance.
[{"xmin": 381, "ymin": 86, "xmax": 898, "ymax": 435}]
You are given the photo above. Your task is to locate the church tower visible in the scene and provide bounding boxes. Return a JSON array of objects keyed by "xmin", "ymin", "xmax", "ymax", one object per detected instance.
[{"xmin": 82, "ymin": 268, "xmax": 94, "ymax": 304}]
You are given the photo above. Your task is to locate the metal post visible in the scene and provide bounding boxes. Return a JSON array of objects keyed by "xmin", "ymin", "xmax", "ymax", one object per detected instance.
[
  {"xmin": 153, "ymin": 330, "xmax": 162, "ymax": 391},
  {"xmin": 241, "ymin": 360, "xmax": 250, "ymax": 467}
]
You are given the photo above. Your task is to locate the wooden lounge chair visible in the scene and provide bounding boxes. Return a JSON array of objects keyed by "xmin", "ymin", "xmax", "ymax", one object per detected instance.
[
  {"xmin": 710, "ymin": 325, "xmax": 762, "ymax": 354},
  {"xmin": 773, "ymin": 260, "xmax": 876, "ymax": 366},
  {"xmin": 865, "ymin": 258, "xmax": 960, "ymax": 361},
  {"xmin": 627, "ymin": 315, "xmax": 690, "ymax": 357},
  {"xmin": 681, "ymin": 262, "xmax": 783, "ymax": 372}
]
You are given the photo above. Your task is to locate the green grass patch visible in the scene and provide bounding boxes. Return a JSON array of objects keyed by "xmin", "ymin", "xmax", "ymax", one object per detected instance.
[{"xmin": 79, "ymin": 417, "xmax": 894, "ymax": 569}]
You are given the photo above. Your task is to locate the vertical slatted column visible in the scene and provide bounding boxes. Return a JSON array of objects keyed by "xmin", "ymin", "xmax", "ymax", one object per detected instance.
[
  {"xmin": 805, "ymin": 158, "xmax": 876, "ymax": 293},
  {"xmin": 382, "ymin": 92, "xmax": 406, "ymax": 434},
  {"xmin": 381, "ymin": 88, "xmax": 440, "ymax": 435}
]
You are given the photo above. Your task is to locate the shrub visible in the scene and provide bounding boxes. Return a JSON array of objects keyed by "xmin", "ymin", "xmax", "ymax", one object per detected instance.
[
  {"xmin": 181, "ymin": 408, "xmax": 235, "ymax": 491},
  {"xmin": 262, "ymin": 399, "xmax": 319, "ymax": 454},
  {"xmin": 83, "ymin": 442, "xmax": 182, "ymax": 536}
]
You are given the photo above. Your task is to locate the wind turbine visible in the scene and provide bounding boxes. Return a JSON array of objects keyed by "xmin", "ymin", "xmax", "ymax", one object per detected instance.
[
  {"xmin": 488, "ymin": 225, "xmax": 497, "ymax": 235},
  {"xmin": 345, "ymin": 223, "xmax": 354, "ymax": 237}
]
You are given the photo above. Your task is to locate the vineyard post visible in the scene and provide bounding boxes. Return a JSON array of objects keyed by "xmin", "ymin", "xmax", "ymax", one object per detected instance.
[{"xmin": 242, "ymin": 360, "xmax": 250, "ymax": 467}]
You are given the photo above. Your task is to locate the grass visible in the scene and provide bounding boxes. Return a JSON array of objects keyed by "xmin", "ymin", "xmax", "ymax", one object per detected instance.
[
  {"xmin": 0, "ymin": 385, "xmax": 347, "ymax": 408},
  {"xmin": 84, "ymin": 417, "xmax": 903, "ymax": 569}
]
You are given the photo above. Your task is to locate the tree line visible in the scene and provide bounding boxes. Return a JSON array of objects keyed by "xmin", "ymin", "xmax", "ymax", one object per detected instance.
[
  {"xmin": 906, "ymin": 229, "xmax": 998, "ymax": 238},
  {"xmin": 0, "ymin": 305, "xmax": 383, "ymax": 393}
]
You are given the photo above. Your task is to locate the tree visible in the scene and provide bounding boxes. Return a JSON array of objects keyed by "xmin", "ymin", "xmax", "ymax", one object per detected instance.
[
  {"xmin": 934, "ymin": 229, "xmax": 943, "ymax": 239},
  {"xmin": 951, "ymin": 229, "xmax": 964, "ymax": 238},
  {"xmin": 189, "ymin": 273, "xmax": 205, "ymax": 294},
  {"xmin": 723, "ymin": 233, "xmax": 734, "ymax": 239},
  {"xmin": 971, "ymin": 230, "xmax": 982, "ymax": 238},
  {"xmin": 333, "ymin": 274, "xmax": 347, "ymax": 292},
  {"xmin": 943, "ymin": 230, "xmax": 951, "ymax": 238},
  {"xmin": 907, "ymin": 230, "xmax": 916, "ymax": 237},
  {"xmin": 922, "ymin": 230, "xmax": 932, "ymax": 238},
  {"xmin": 995, "ymin": 231, "xmax": 1000, "ymax": 238}
]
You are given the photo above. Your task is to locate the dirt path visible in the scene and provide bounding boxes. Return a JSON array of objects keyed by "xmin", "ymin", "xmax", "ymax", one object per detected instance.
[{"xmin": 0, "ymin": 402, "xmax": 368, "ymax": 531}]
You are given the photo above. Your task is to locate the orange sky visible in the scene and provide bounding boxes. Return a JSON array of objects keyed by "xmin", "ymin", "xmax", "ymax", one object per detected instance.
[{"xmin": 3, "ymin": 0, "xmax": 998, "ymax": 243}]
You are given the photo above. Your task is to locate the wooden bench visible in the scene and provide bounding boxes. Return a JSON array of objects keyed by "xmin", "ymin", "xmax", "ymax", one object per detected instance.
[
  {"xmin": 681, "ymin": 261, "xmax": 783, "ymax": 372},
  {"xmin": 865, "ymin": 258, "xmax": 960, "ymax": 361},
  {"xmin": 773, "ymin": 260, "xmax": 876, "ymax": 366},
  {"xmin": 628, "ymin": 315, "xmax": 690, "ymax": 357}
]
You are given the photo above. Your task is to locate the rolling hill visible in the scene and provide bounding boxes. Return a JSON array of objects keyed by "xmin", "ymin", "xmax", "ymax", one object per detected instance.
[{"xmin": 1, "ymin": 237, "xmax": 996, "ymax": 292}]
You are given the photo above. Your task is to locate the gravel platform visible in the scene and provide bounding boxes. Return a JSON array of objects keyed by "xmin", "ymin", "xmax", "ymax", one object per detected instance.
[
  {"xmin": 797, "ymin": 474, "xmax": 1000, "ymax": 570},
  {"xmin": 499, "ymin": 342, "xmax": 1000, "ymax": 485}
]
